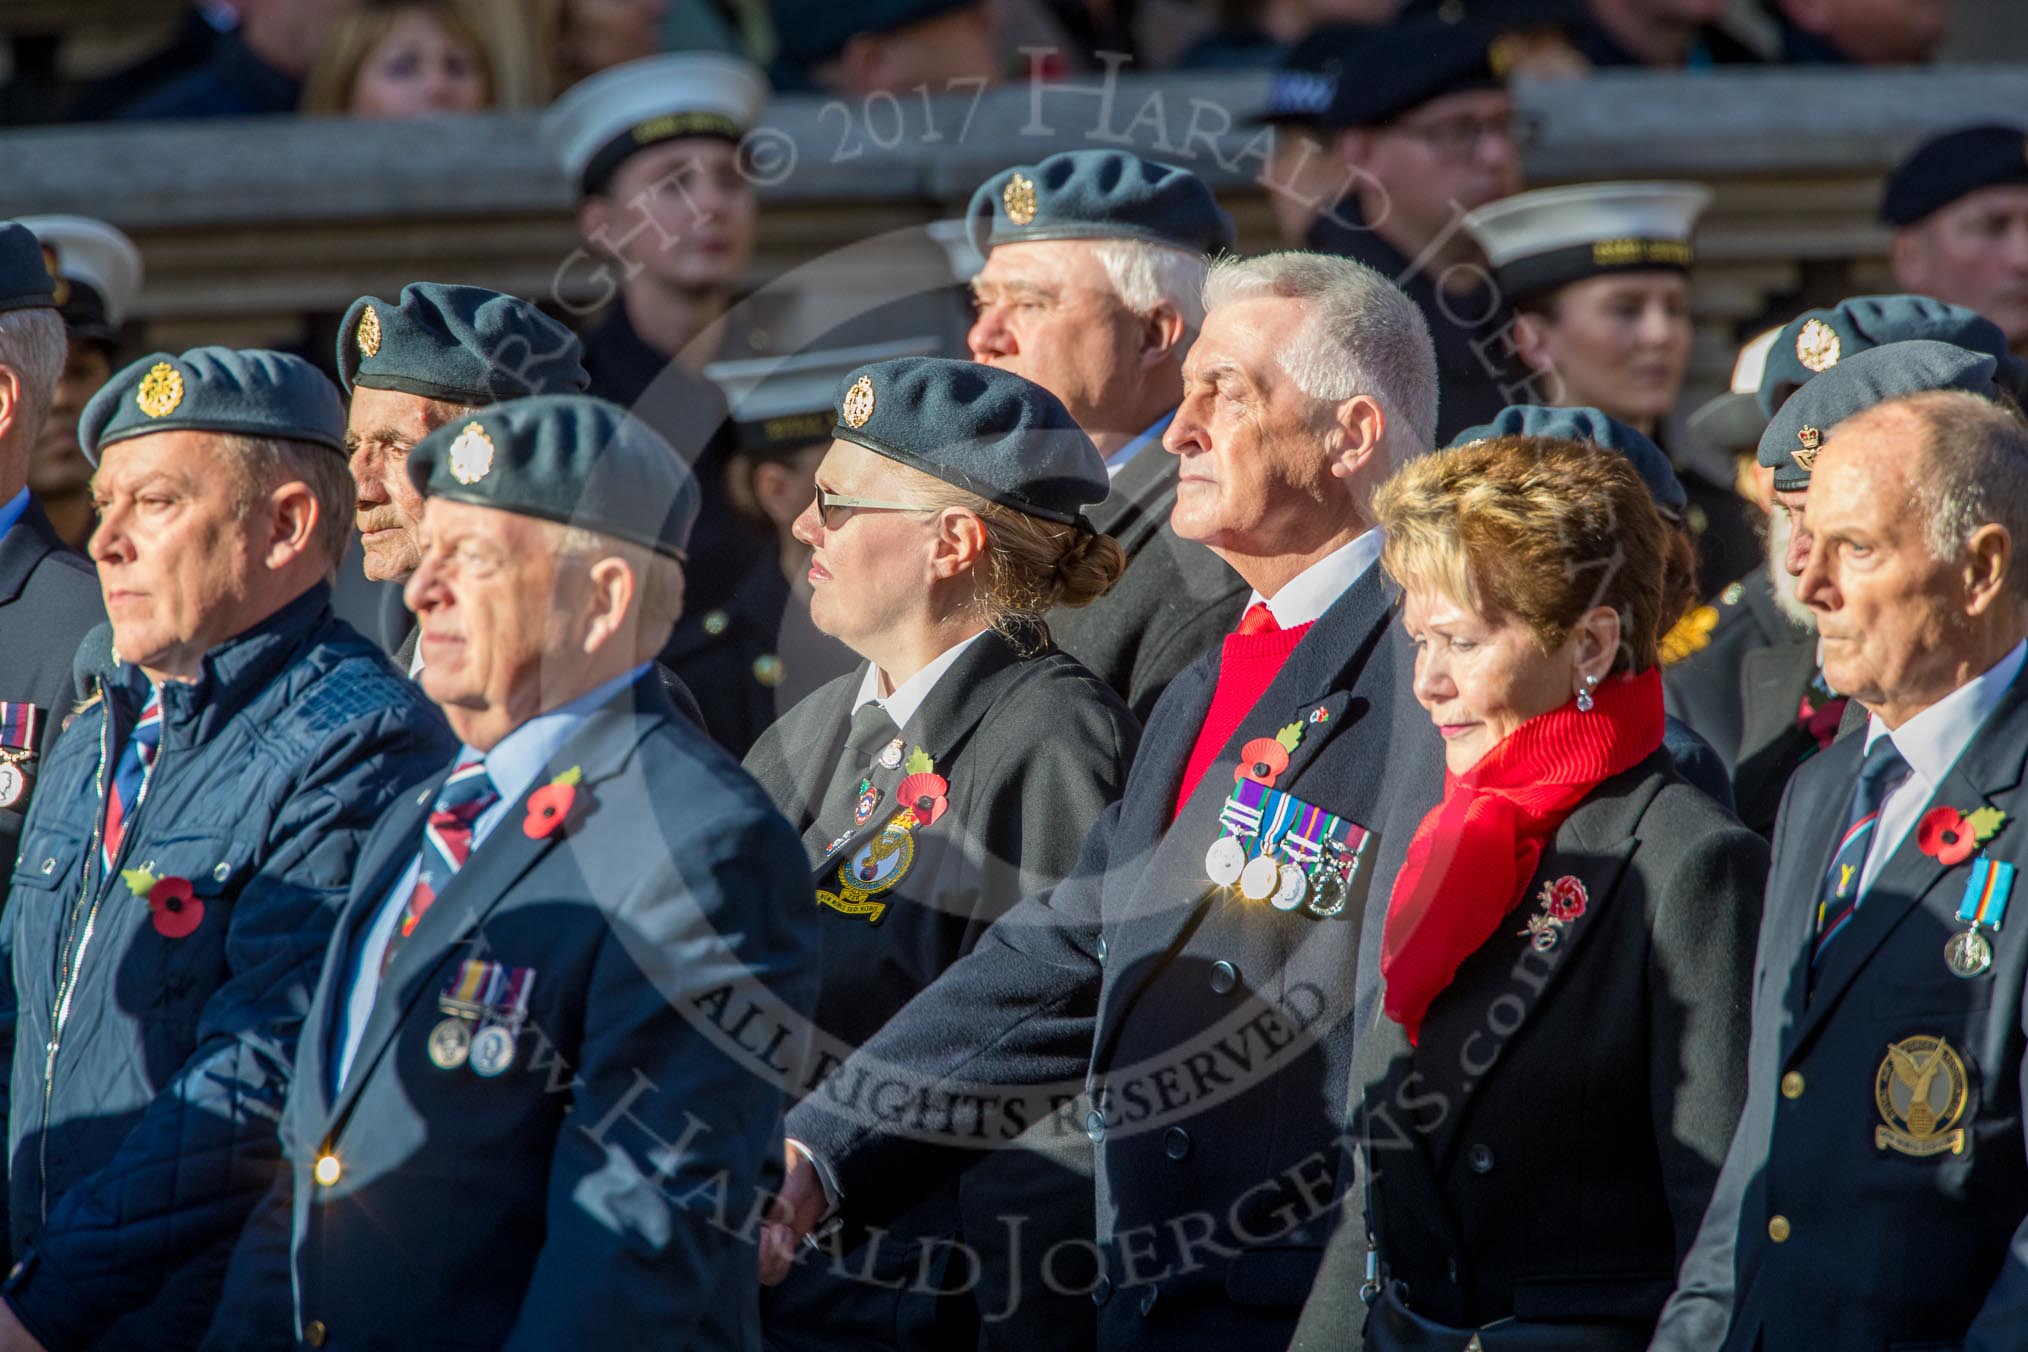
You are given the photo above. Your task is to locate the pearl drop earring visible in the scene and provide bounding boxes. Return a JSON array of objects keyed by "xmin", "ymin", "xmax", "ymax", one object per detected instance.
[{"xmin": 1576, "ymin": 672, "xmax": 1600, "ymax": 713}]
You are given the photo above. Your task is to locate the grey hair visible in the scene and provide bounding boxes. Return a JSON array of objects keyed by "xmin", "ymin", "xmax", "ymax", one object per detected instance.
[
  {"xmin": 217, "ymin": 435, "xmax": 355, "ymax": 575},
  {"xmin": 557, "ymin": 523, "xmax": 687, "ymax": 644},
  {"xmin": 0, "ymin": 308, "xmax": 68, "ymax": 444},
  {"xmin": 1200, "ymin": 251, "xmax": 1440, "ymax": 463},
  {"xmin": 1091, "ymin": 238, "xmax": 1209, "ymax": 334},
  {"xmin": 1895, "ymin": 390, "xmax": 2028, "ymax": 577}
]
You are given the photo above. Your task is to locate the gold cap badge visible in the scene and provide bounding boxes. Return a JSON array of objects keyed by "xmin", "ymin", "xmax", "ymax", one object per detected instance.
[
  {"xmin": 357, "ymin": 304, "xmax": 383, "ymax": 359},
  {"xmin": 1791, "ymin": 425, "xmax": 1821, "ymax": 472},
  {"xmin": 1875, "ymin": 1035, "xmax": 1970, "ymax": 1157},
  {"xmin": 841, "ymin": 375, "xmax": 876, "ymax": 429},
  {"xmin": 135, "ymin": 362, "xmax": 184, "ymax": 419},
  {"xmin": 1003, "ymin": 172, "xmax": 1038, "ymax": 227},
  {"xmin": 1796, "ymin": 318, "xmax": 1840, "ymax": 373},
  {"xmin": 448, "ymin": 421, "xmax": 494, "ymax": 485}
]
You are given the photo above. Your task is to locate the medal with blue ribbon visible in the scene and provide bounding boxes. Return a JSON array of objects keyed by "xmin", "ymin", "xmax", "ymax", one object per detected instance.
[{"xmin": 1946, "ymin": 855, "xmax": 2015, "ymax": 978}]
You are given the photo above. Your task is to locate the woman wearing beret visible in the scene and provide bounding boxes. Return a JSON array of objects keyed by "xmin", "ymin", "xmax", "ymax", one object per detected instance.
[
  {"xmin": 1464, "ymin": 181, "xmax": 1758, "ymax": 595},
  {"xmin": 1353, "ymin": 435, "xmax": 1768, "ymax": 1351},
  {"xmin": 745, "ymin": 356, "xmax": 1138, "ymax": 1352}
]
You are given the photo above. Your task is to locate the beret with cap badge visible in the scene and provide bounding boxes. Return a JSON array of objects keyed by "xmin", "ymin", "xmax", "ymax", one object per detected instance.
[
  {"xmin": 1757, "ymin": 293, "xmax": 2027, "ymax": 418},
  {"xmin": 831, "ymin": 357, "xmax": 1108, "ymax": 527},
  {"xmin": 1758, "ymin": 339, "xmax": 2002, "ymax": 493},
  {"xmin": 408, "ymin": 394, "xmax": 699, "ymax": 560},
  {"xmin": 968, "ymin": 151, "xmax": 1235, "ymax": 260},
  {"xmin": 80, "ymin": 346, "xmax": 345, "ymax": 465},
  {"xmin": 1451, "ymin": 404, "xmax": 1687, "ymax": 514},
  {"xmin": 338, "ymin": 283, "xmax": 588, "ymax": 406}
]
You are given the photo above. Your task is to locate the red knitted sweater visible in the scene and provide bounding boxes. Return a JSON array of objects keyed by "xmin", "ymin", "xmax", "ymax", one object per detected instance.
[{"xmin": 1172, "ymin": 620, "xmax": 1314, "ymax": 820}]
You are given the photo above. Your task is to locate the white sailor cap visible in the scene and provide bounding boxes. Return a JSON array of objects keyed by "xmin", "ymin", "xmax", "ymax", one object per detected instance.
[
  {"xmin": 1463, "ymin": 181, "xmax": 1712, "ymax": 302},
  {"xmin": 705, "ymin": 336, "xmax": 942, "ymax": 455},
  {"xmin": 540, "ymin": 53, "xmax": 768, "ymax": 198},
  {"xmin": 18, "ymin": 215, "xmax": 142, "ymax": 342}
]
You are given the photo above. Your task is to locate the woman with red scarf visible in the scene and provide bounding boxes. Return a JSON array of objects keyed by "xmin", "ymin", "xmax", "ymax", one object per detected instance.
[{"xmin": 1353, "ymin": 435, "xmax": 1770, "ymax": 1352}]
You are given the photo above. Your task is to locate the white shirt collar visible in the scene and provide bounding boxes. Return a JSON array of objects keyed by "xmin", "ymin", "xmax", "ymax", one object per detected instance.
[
  {"xmin": 852, "ymin": 630, "xmax": 989, "ymax": 731},
  {"xmin": 477, "ymin": 662, "xmax": 651, "ymax": 813},
  {"xmin": 1105, "ymin": 411, "xmax": 1175, "ymax": 477},
  {"xmin": 1866, "ymin": 639, "xmax": 2028, "ymax": 787},
  {"xmin": 1244, "ymin": 530, "xmax": 1383, "ymax": 630}
]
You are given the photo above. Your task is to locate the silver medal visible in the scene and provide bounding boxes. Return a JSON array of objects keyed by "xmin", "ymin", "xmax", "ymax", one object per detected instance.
[
  {"xmin": 427, "ymin": 1017, "xmax": 471, "ymax": 1070},
  {"xmin": 1205, "ymin": 837, "xmax": 1247, "ymax": 886},
  {"xmin": 0, "ymin": 762, "xmax": 25, "ymax": 810},
  {"xmin": 1239, "ymin": 854, "xmax": 1280, "ymax": 902},
  {"xmin": 469, "ymin": 1023, "xmax": 518, "ymax": 1077},
  {"xmin": 878, "ymin": 738, "xmax": 904, "ymax": 770},
  {"xmin": 1270, "ymin": 861, "xmax": 1309, "ymax": 912},
  {"xmin": 1945, "ymin": 927, "xmax": 1993, "ymax": 979}
]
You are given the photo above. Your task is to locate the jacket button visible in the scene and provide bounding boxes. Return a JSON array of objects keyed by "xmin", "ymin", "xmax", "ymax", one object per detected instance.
[
  {"xmin": 304, "ymin": 1320, "xmax": 327, "ymax": 1348},
  {"xmin": 1209, "ymin": 961, "xmax": 1237, "ymax": 995},
  {"xmin": 1091, "ymin": 1275, "xmax": 1112, "ymax": 1307},
  {"xmin": 1096, "ymin": 935, "xmax": 1107, "ymax": 964},
  {"xmin": 213, "ymin": 862, "xmax": 230, "ymax": 882},
  {"xmin": 1139, "ymin": 1285, "xmax": 1159, "ymax": 1316},
  {"xmin": 39, "ymin": 858, "xmax": 53, "ymax": 875},
  {"xmin": 1467, "ymin": 1143, "xmax": 1494, "ymax": 1174},
  {"xmin": 1768, "ymin": 1215, "xmax": 1791, "ymax": 1243},
  {"xmin": 1085, "ymin": 1110, "xmax": 1106, "ymax": 1144},
  {"xmin": 1164, "ymin": 1127, "xmax": 1191, "ymax": 1161},
  {"xmin": 314, "ymin": 1154, "xmax": 342, "ymax": 1187},
  {"xmin": 1780, "ymin": 1072, "xmax": 1805, "ymax": 1099}
]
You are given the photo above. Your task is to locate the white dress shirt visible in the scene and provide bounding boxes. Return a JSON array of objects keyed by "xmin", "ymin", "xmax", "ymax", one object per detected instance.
[
  {"xmin": 1243, "ymin": 530, "xmax": 1384, "ymax": 630},
  {"xmin": 1857, "ymin": 640, "xmax": 2027, "ymax": 900},
  {"xmin": 332, "ymin": 662, "xmax": 651, "ymax": 1090},
  {"xmin": 851, "ymin": 630, "xmax": 988, "ymax": 729}
]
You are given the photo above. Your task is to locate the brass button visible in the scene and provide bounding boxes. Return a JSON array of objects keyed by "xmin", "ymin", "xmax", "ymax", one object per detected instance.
[
  {"xmin": 1780, "ymin": 1071, "xmax": 1805, "ymax": 1099},
  {"xmin": 1768, "ymin": 1215, "xmax": 1791, "ymax": 1243},
  {"xmin": 304, "ymin": 1318, "xmax": 327, "ymax": 1347},
  {"xmin": 314, "ymin": 1154, "xmax": 342, "ymax": 1187}
]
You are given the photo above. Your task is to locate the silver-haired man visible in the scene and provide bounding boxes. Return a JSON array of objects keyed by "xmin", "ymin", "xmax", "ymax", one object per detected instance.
[
  {"xmin": 762, "ymin": 250, "xmax": 1446, "ymax": 1352},
  {"xmin": 965, "ymin": 150, "xmax": 1249, "ymax": 719}
]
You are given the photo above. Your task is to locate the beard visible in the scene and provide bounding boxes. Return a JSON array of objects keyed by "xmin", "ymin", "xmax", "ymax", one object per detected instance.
[{"xmin": 1766, "ymin": 507, "xmax": 1816, "ymax": 632}]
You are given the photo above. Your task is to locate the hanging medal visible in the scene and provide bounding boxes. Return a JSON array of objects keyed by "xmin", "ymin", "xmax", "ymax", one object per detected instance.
[
  {"xmin": 1206, "ymin": 777, "xmax": 1267, "ymax": 886},
  {"xmin": 470, "ymin": 964, "xmax": 535, "ymax": 1077},
  {"xmin": 1270, "ymin": 802, "xmax": 1330, "ymax": 912},
  {"xmin": 1240, "ymin": 788, "xmax": 1303, "ymax": 903},
  {"xmin": 1947, "ymin": 854, "xmax": 2015, "ymax": 979},
  {"xmin": 1306, "ymin": 820, "xmax": 1371, "ymax": 918},
  {"xmin": 430, "ymin": 960, "xmax": 493, "ymax": 1070}
]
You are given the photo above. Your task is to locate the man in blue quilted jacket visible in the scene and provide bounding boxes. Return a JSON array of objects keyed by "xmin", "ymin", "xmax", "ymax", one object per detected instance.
[{"xmin": 0, "ymin": 345, "xmax": 453, "ymax": 1351}]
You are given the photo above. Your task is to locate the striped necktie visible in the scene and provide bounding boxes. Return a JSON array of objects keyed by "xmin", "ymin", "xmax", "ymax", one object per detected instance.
[
  {"xmin": 101, "ymin": 693, "xmax": 163, "ymax": 872},
  {"xmin": 1812, "ymin": 737, "xmax": 1912, "ymax": 964},
  {"xmin": 381, "ymin": 759, "xmax": 498, "ymax": 976}
]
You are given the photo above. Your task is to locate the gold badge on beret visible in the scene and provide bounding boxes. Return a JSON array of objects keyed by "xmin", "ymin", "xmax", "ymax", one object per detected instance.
[
  {"xmin": 448, "ymin": 421, "xmax": 494, "ymax": 485},
  {"xmin": 1874, "ymin": 1034, "xmax": 1970, "ymax": 1157},
  {"xmin": 135, "ymin": 362, "xmax": 184, "ymax": 419},
  {"xmin": 841, "ymin": 375, "xmax": 876, "ymax": 429},
  {"xmin": 1003, "ymin": 172, "xmax": 1038, "ymax": 226},
  {"xmin": 357, "ymin": 305, "xmax": 383, "ymax": 359},
  {"xmin": 1792, "ymin": 425, "xmax": 1821, "ymax": 473},
  {"xmin": 1796, "ymin": 318, "xmax": 1841, "ymax": 373}
]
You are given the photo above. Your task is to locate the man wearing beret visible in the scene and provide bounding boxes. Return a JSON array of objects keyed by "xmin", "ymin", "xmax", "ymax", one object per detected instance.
[
  {"xmin": 1668, "ymin": 298, "xmax": 2023, "ymax": 833},
  {"xmin": 0, "ymin": 346, "xmax": 453, "ymax": 1352},
  {"xmin": 1297, "ymin": 13, "xmax": 1525, "ymax": 442},
  {"xmin": 1664, "ymin": 357, "xmax": 2028, "ymax": 1350},
  {"xmin": 336, "ymin": 282, "xmax": 590, "ymax": 670},
  {"xmin": 0, "ymin": 223, "xmax": 105, "ymax": 882},
  {"xmin": 764, "ymin": 251, "xmax": 1447, "ymax": 1352},
  {"xmin": 965, "ymin": 150, "xmax": 1247, "ymax": 720},
  {"xmin": 1886, "ymin": 125, "xmax": 2028, "ymax": 363},
  {"xmin": 205, "ymin": 395, "xmax": 818, "ymax": 1351}
]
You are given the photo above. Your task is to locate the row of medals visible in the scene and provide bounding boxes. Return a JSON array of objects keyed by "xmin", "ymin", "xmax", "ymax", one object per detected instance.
[
  {"xmin": 429, "ymin": 1006, "xmax": 521, "ymax": 1076},
  {"xmin": 1203, "ymin": 792, "xmax": 1351, "ymax": 917}
]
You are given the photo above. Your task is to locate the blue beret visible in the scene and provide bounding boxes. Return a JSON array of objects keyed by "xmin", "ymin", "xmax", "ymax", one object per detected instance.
[
  {"xmin": 1311, "ymin": 14, "xmax": 1506, "ymax": 131},
  {"xmin": 1452, "ymin": 404, "xmax": 1687, "ymax": 513},
  {"xmin": 337, "ymin": 283, "xmax": 588, "ymax": 407},
  {"xmin": 1881, "ymin": 125, "xmax": 2028, "ymax": 227},
  {"xmin": 1759, "ymin": 340, "xmax": 2002, "ymax": 492},
  {"xmin": 968, "ymin": 151, "xmax": 1235, "ymax": 260},
  {"xmin": 1758, "ymin": 293, "xmax": 2026, "ymax": 417},
  {"xmin": 0, "ymin": 221, "xmax": 58, "ymax": 314},
  {"xmin": 831, "ymin": 357, "xmax": 1107, "ymax": 526},
  {"xmin": 771, "ymin": 0, "xmax": 977, "ymax": 67},
  {"xmin": 408, "ymin": 395, "xmax": 698, "ymax": 560},
  {"xmin": 80, "ymin": 347, "xmax": 345, "ymax": 465}
]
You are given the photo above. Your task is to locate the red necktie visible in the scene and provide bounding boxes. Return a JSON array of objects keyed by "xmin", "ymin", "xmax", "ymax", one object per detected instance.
[{"xmin": 1237, "ymin": 602, "xmax": 1280, "ymax": 636}]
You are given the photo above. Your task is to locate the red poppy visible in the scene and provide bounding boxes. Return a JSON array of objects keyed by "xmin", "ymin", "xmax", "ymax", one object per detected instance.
[
  {"xmin": 524, "ymin": 782, "xmax": 577, "ymax": 839},
  {"xmin": 1234, "ymin": 738, "xmax": 1291, "ymax": 787},
  {"xmin": 896, "ymin": 772, "xmax": 950, "ymax": 826},
  {"xmin": 148, "ymin": 877, "xmax": 204, "ymax": 939},
  {"xmin": 1917, "ymin": 806, "xmax": 1977, "ymax": 867},
  {"xmin": 1545, "ymin": 876, "xmax": 1588, "ymax": 923}
]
